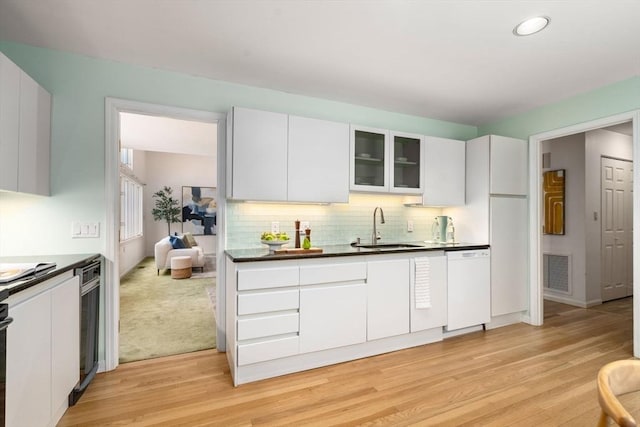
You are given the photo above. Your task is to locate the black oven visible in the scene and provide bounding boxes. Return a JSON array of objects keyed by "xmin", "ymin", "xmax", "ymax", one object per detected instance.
[
  {"xmin": 69, "ymin": 260, "xmax": 100, "ymax": 406},
  {"xmin": 0, "ymin": 288, "xmax": 11, "ymax": 426}
]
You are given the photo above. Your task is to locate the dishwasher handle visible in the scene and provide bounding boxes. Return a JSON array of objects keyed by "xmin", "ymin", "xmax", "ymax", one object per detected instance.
[{"xmin": 447, "ymin": 250, "xmax": 490, "ymax": 260}]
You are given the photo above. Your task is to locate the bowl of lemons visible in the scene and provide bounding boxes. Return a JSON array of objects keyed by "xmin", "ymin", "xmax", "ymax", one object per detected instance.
[{"xmin": 260, "ymin": 232, "xmax": 290, "ymax": 253}]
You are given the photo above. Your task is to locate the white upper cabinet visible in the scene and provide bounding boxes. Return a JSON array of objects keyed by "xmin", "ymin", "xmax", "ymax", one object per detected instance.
[
  {"xmin": 390, "ymin": 131, "xmax": 423, "ymax": 194},
  {"xmin": 489, "ymin": 135, "xmax": 527, "ymax": 195},
  {"xmin": 350, "ymin": 125, "xmax": 390, "ymax": 192},
  {"xmin": 422, "ymin": 136, "xmax": 465, "ymax": 206},
  {"xmin": 0, "ymin": 52, "xmax": 51, "ymax": 196},
  {"xmin": 230, "ymin": 107, "xmax": 288, "ymax": 201},
  {"xmin": 0, "ymin": 54, "xmax": 20, "ymax": 192},
  {"xmin": 350, "ymin": 125, "xmax": 423, "ymax": 194},
  {"xmin": 229, "ymin": 107, "xmax": 349, "ymax": 203},
  {"xmin": 288, "ymin": 115, "xmax": 349, "ymax": 203}
]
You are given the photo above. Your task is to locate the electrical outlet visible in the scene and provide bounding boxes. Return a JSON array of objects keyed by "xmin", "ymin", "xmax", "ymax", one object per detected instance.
[
  {"xmin": 301, "ymin": 221, "xmax": 310, "ymax": 231},
  {"xmin": 407, "ymin": 220, "xmax": 414, "ymax": 232},
  {"xmin": 271, "ymin": 221, "xmax": 280, "ymax": 234}
]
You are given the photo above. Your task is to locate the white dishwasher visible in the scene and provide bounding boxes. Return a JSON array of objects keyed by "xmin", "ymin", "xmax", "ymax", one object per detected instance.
[{"xmin": 446, "ymin": 249, "xmax": 491, "ymax": 331}]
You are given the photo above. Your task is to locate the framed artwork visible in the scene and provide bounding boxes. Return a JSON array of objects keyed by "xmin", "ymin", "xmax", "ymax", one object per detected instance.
[
  {"xmin": 543, "ymin": 169, "xmax": 565, "ymax": 235},
  {"xmin": 182, "ymin": 186, "xmax": 216, "ymax": 235}
]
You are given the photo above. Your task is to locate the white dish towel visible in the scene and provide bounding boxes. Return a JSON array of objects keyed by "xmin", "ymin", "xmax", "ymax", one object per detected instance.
[{"xmin": 414, "ymin": 257, "xmax": 431, "ymax": 309}]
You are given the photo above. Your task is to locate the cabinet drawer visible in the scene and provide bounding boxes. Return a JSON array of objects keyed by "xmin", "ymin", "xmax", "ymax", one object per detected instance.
[
  {"xmin": 299, "ymin": 262, "xmax": 366, "ymax": 285},
  {"xmin": 238, "ymin": 289, "xmax": 299, "ymax": 315},
  {"xmin": 237, "ymin": 313, "xmax": 299, "ymax": 341},
  {"xmin": 237, "ymin": 266, "xmax": 299, "ymax": 290},
  {"xmin": 237, "ymin": 336, "xmax": 299, "ymax": 366}
]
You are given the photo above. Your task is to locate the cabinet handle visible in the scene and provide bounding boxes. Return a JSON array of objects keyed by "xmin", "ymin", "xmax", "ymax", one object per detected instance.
[{"xmin": 0, "ymin": 317, "xmax": 14, "ymax": 332}]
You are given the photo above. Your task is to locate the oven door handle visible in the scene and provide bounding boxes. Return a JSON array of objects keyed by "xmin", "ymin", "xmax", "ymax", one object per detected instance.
[{"xmin": 0, "ymin": 317, "xmax": 13, "ymax": 332}]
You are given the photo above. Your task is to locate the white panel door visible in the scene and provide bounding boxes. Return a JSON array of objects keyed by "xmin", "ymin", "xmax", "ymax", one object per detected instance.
[
  {"xmin": 423, "ymin": 136, "xmax": 465, "ymax": 206},
  {"xmin": 367, "ymin": 258, "xmax": 410, "ymax": 340},
  {"xmin": 299, "ymin": 283, "xmax": 367, "ymax": 353},
  {"xmin": 489, "ymin": 135, "xmax": 527, "ymax": 196},
  {"xmin": 601, "ymin": 157, "xmax": 633, "ymax": 301},
  {"xmin": 0, "ymin": 53, "xmax": 20, "ymax": 192},
  {"xmin": 231, "ymin": 107, "xmax": 288, "ymax": 201},
  {"xmin": 6, "ymin": 290, "xmax": 52, "ymax": 427},
  {"xmin": 490, "ymin": 196, "xmax": 528, "ymax": 316},
  {"xmin": 288, "ymin": 115, "xmax": 349, "ymax": 203},
  {"xmin": 51, "ymin": 276, "xmax": 80, "ymax": 417}
]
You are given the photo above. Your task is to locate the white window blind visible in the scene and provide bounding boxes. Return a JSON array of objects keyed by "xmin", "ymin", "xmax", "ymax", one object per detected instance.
[{"xmin": 120, "ymin": 175, "xmax": 143, "ymax": 241}]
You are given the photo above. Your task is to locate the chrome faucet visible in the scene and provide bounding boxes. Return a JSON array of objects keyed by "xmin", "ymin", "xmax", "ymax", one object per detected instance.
[{"xmin": 372, "ymin": 207, "xmax": 385, "ymax": 245}]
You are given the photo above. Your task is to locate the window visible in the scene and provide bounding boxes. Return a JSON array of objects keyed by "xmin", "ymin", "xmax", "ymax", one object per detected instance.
[
  {"xmin": 120, "ymin": 175, "xmax": 143, "ymax": 241},
  {"xmin": 120, "ymin": 147, "xmax": 133, "ymax": 170}
]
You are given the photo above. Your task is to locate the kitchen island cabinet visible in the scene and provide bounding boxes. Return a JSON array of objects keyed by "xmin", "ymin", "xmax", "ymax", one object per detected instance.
[{"xmin": 226, "ymin": 245, "xmax": 478, "ymax": 385}]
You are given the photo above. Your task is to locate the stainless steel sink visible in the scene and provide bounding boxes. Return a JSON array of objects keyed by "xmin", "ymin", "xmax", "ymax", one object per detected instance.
[{"xmin": 353, "ymin": 243, "xmax": 425, "ymax": 249}]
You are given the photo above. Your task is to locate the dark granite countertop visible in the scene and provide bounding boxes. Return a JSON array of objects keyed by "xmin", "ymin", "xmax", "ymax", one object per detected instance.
[
  {"xmin": 0, "ymin": 253, "xmax": 101, "ymax": 295},
  {"xmin": 226, "ymin": 242, "xmax": 489, "ymax": 262}
]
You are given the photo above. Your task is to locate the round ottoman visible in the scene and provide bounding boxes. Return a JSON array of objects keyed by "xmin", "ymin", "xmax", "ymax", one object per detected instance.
[{"xmin": 171, "ymin": 256, "xmax": 192, "ymax": 279}]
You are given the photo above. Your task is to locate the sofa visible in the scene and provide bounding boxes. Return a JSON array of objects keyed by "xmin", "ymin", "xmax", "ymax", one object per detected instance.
[{"xmin": 154, "ymin": 234, "xmax": 205, "ymax": 275}]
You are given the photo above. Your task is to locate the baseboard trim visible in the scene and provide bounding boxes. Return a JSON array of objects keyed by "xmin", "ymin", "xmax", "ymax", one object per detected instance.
[{"xmin": 544, "ymin": 294, "xmax": 600, "ymax": 308}]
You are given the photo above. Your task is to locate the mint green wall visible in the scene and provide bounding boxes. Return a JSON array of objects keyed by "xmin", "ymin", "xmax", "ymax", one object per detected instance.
[
  {"xmin": 0, "ymin": 41, "xmax": 476, "ymax": 257},
  {"xmin": 479, "ymin": 77, "xmax": 640, "ymax": 139}
]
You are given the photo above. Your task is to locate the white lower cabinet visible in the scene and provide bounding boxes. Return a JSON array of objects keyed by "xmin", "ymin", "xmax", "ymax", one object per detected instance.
[
  {"xmin": 6, "ymin": 284, "xmax": 52, "ymax": 427},
  {"xmin": 367, "ymin": 258, "xmax": 410, "ymax": 340},
  {"xmin": 7, "ymin": 273, "xmax": 80, "ymax": 427},
  {"xmin": 410, "ymin": 252, "xmax": 447, "ymax": 332},
  {"xmin": 228, "ymin": 253, "xmax": 452, "ymax": 385},
  {"xmin": 299, "ymin": 282, "xmax": 367, "ymax": 353}
]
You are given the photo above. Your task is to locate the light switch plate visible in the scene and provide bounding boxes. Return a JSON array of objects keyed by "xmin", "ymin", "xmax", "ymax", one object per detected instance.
[{"xmin": 72, "ymin": 221, "xmax": 100, "ymax": 238}]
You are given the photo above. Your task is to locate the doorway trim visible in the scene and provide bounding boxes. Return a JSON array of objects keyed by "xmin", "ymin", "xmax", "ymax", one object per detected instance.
[
  {"xmin": 104, "ymin": 98, "xmax": 226, "ymax": 371},
  {"xmin": 528, "ymin": 110, "xmax": 640, "ymax": 355}
]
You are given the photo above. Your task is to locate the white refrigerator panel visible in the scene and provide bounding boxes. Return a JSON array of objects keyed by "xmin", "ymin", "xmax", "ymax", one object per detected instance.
[{"xmin": 490, "ymin": 196, "xmax": 528, "ymax": 316}]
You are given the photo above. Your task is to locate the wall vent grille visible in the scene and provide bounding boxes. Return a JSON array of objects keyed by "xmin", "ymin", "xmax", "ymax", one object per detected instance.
[{"xmin": 543, "ymin": 253, "xmax": 570, "ymax": 293}]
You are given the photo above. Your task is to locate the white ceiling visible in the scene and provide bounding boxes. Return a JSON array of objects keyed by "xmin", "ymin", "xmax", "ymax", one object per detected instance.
[
  {"xmin": 120, "ymin": 113, "xmax": 217, "ymax": 157},
  {"xmin": 1, "ymin": 0, "xmax": 639, "ymax": 126}
]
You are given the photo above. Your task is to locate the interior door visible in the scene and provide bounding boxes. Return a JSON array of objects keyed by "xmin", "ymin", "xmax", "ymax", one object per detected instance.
[{"xmin": 601, "ymin": 156, "xmax": 633, "ymax": 301}]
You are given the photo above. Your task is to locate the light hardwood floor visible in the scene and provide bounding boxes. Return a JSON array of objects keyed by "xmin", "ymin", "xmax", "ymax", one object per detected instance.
[{"xmin": 60, "ymin": 298, "xmax": 634, "ymax": 426}]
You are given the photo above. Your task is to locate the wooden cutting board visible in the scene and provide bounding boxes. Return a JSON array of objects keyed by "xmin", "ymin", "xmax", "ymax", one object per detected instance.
[{"xmin": 274, "ymin": 247, "xmax": 323, "ymax": 254}]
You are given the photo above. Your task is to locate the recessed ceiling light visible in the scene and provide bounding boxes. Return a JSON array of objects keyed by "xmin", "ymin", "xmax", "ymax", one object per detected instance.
[{"xmin": 513, "ymin": 16, "xmax": 550, "ymax": 36}]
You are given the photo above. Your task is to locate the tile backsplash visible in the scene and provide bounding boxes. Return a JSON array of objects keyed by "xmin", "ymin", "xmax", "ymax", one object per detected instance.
[{"xmin": 226, "ymin": 193, "xmax": 442, "ymax": 249}]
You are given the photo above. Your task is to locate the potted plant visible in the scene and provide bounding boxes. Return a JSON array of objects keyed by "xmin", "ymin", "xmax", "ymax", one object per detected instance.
[{"xmin": 152, "ymin": 186, "xmax": 181, "ymax": 236}]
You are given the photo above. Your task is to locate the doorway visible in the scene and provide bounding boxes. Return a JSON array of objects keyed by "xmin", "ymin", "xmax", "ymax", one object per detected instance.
[
  {"xmin": 117, "ymin": 112, "xmax": 218, "ymax": 362},
  {"xmin": 104, "ymin": 98, "xmax": 227, "ymax": 371},
  {"xmin": 529, "ymin": 111, "xmax": 640, "ymax": 357}
]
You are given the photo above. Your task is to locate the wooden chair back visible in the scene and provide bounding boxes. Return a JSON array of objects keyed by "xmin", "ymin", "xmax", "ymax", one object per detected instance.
[{"xmin": 597, "ymin": 360, "xmax": 640, "ymax": 427}]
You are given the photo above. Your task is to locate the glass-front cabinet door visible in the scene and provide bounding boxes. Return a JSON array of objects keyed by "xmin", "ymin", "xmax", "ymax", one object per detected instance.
[
  {"xmin": 390, "ymin": 131, "xmax": 423, "ymax": 194},
  {"xmin": 350, "ymin": 125, "xmax": 389, "ymax": 192}
]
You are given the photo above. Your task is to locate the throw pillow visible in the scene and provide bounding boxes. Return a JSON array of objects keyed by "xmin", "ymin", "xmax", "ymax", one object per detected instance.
[
  {"xmin": 180, "ymin": 234, "xmax": 192, "ymax": 248},
  {"xmin": 169, "ymin": 235, "xmax": 185, "ymax": 249},
  {"xmin": 183, "ymin": 232, "xmax": 198, "ymax": 247}
]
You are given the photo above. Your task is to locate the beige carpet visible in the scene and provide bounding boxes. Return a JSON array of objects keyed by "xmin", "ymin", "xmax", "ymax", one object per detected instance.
[{"xmin": 119, "ymin": 257, "xmax": 216, "ymax": 363}]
